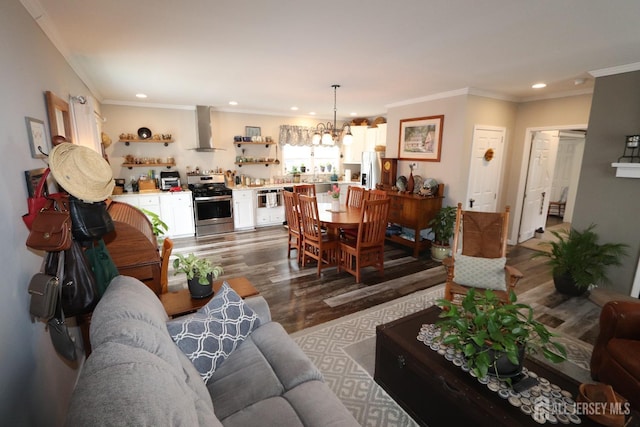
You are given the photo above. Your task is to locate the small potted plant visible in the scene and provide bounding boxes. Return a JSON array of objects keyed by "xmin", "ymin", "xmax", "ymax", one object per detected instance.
[
  {"xmin": 326, "ymin": 162, "xmax": 332, "ymax": 172},
  {"xmin": 436, "ymin": 288, "xmax": 566, "ymax": 379},
  {"xmin": 533, "ymin": 224, "xmax": 628, "ymax": 296},
  {"xmin": 428, "ymin": 206, "xmax": 457, "ymax": 261},
  {"xmin": 291, "ymin": 166, "xmax": 301, "ymax": 183},
  {"xmin": 173, "ymin": 253, "xmax": 223, "ymax": 299},
  {"xmin": 300, "ymin": 163, "xmax": 306, "ymax": 173},
  {"xmin": 141, "ymin": 208, "xmax": 168, "ymax": 243}
]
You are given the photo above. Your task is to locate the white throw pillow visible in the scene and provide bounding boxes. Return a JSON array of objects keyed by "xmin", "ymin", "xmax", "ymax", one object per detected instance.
[{"xmin": 453, "ymin": 254, "xmax": 507, "ymax": 291}]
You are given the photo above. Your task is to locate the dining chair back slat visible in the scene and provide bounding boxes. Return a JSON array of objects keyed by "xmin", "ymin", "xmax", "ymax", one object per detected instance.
[
  {"xmin": 368, "ymin": 189, "xmax": 389, "ymax": 201},
  {"xmin": 283, "ymin": 190, "xmax": 303, "ymax": 264},
  {"xmin": 346, "ymin": 186, "xmax": 368, "ymax": 208},
  {"xmin": 339, "ymin": 198, "xmax": 390, "ymax": 282},
  {"xmin": 294, "ymin": 184, "xmax": 316, "ymax": 197},
  {"xmin": 298, "ymin": 194, "xmax": 339, "ymax": 276}
]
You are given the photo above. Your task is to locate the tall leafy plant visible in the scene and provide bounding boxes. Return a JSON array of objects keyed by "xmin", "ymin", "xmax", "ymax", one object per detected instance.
[{"xmin": 428, "ymin": 206, "xmax": 457, "ymax": 245}]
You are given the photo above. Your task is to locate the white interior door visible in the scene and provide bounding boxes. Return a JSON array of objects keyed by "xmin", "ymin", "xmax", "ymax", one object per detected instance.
[
  {"xmin": 519, "ymin": 131, "xmax": 559, "ymax": 241},
  {"xmin": 465, "ymin": 126, "xmax": 505, "ymax": 211}
]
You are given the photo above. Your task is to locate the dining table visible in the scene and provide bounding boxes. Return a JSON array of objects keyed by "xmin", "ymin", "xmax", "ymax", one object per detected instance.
[{"xmin": 317, "ymin": 202, "xmax": 362, "ymax": 236}]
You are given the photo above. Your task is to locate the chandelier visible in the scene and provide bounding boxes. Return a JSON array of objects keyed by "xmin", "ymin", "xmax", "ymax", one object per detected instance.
[{"xmin": 312, "ymin": 84, "xmax": 353, "ymax": 146}]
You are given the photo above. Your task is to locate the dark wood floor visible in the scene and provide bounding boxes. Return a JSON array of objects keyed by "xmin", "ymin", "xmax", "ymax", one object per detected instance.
[{"xmin": 168, "ymin": 223, "xmax": 599, "ymax": 343}]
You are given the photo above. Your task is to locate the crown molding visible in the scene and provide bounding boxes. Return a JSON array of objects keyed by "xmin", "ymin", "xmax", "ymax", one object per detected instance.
[{"xmin": 589, "ymin": 62, "xmax": 640, "ymax": 78}]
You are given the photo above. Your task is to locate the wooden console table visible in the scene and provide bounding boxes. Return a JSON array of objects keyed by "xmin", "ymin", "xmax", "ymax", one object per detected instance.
[
  {"xmin": 159, "ymin": 276, "xmax": 259, "ymax": 318},
  {"xmin": 385, "ymin": 184, "xmax": 444, "ymax": 257}
]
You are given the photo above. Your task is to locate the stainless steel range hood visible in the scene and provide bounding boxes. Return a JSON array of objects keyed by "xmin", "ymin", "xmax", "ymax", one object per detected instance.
[{"xmin": 194, "ymin": 105, "xmax": 224, "ymax": 151}]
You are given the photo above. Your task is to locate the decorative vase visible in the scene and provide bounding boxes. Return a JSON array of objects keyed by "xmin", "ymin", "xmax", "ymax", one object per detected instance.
[
  {"xmin": 553, "ymin": 272, "xmax": 587, "ymax": 296},
  {"xmin": 407, "ymin": 171, "xmax": 415, "ymax": 193},
  {"xmin": 331, "ymin": 199, "xmax": 340, "ymax": 212},
  {"xmin": 188, "ymin": 274, "xmax": 213, "ymax": 299}
]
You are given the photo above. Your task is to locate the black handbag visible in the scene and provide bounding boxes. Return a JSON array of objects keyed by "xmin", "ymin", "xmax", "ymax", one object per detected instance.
[
  {"xmin": 60, "ymin": 240, "xmax": 99, "ymax": 317},
  {"xmin": 69, "ymin": 196, "xmax": 114, "ymax": 241}
]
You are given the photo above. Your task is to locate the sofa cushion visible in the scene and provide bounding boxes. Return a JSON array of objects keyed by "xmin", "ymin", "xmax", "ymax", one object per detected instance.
[
  {"xmin": 454, "ymin": 254, "xmax": 507, "ymax": 290},
  {"xmin": 221, "ymin": 396, "xmax": 304, "ymax": 427},
  {"xmin": 65, "ymin": 341, "xmax": 222, "ymax": 427},
  {"xmin": 167, "ymin": 282, "xmax": 260, "ymax": 383},
  {"xmin": 208, "ymin": 321, "xmax": 323, "ymax": 420}
]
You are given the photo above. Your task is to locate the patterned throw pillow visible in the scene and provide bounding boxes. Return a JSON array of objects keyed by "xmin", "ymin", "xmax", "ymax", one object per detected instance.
[
  {"xmin": 453, "ymin": 254, "xmax": 507, "ymax": 291},
  {"xmin": 166, "ymin": 282, "xmax": 260, "ymax": 383}
]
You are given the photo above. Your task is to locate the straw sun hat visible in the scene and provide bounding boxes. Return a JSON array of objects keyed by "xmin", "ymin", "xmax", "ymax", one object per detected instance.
[{"xmin": 49, "ymin": 143, "xmax": 114, "ymax": 202}]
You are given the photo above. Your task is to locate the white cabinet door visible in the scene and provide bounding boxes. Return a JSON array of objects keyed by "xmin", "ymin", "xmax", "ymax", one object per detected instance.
[
  {"xmin": 343, "ymin": 125, "xmax": 367, "ymax": 163},
  {"xmin": 233, "ymin": 190, "xmax": 255, "ymax": 229},
  {"xmin": 137, "ymin": 194, "xmax": 161, "ymax": 217},
  {"xmin": 160, "ymin": 193, "xmax": 195, "ymax": 238}
]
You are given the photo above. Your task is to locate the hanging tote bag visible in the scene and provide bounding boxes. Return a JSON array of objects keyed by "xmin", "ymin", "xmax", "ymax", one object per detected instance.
[
  {"xmin": 44, "ymin": 251, "xmax": 77, "ymax": 362},
  {"xmin": 84, "ymin": 239, "xmax": 119, "ymax": 296},
  {"xmin": 60, "ymin": 240, "xmax": 99, "ymax": 316},
  {"xmin": 68, "ymin": 196, "xmax": 114, "ymax": 241}
]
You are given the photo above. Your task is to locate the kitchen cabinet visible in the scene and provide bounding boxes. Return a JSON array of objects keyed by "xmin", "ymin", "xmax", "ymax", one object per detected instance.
[
  {"xmin": 385, "ymin": 184, "xmax": 444, "ymax": 257},
  {"xmin": 232, "ymin": 189, "xmax": 255, "ymax": 230},
  {"xmin": 366, "ymin": 123, "xmax": 387, "ymax": 152},
  {"xmin": 160, "ymin": 193, "xmax": 195, "ymax": 238},
  {"xmin": 111, "ymin": 191, "xmax": 195, "ymax": 238},
  {"xmin": 342, "ymin": 125, "xmax": 367, "ymax": 164}
]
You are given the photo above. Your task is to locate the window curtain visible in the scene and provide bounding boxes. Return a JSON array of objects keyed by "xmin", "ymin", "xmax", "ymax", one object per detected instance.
[{"xmin": 278, "ymin": 125, "xmax": 316, "ymax": 147}]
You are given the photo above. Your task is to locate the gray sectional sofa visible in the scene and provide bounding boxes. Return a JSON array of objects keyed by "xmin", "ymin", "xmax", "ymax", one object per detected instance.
[{"xmin": 65, "ymin": 276, "xmax": 359, "ymax": 426}]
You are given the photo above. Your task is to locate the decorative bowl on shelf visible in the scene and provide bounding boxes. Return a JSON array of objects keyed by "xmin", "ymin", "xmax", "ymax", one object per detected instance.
[{"xmin": 137, "ymin": 127, "xmax": 152, "ymax": 139}]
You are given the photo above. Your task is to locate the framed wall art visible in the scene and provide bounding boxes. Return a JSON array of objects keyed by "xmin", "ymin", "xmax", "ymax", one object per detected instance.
[
  {"xmin": 398, "ymin": 115, "xmax": 444, "ymax": 162},
  {"xmin": 245, "ymin": 126, "xmax": 261, "ymax": 137},
  {"xmin": 26, "ymin": 116, "xmax": 47, "ymax": 159}
]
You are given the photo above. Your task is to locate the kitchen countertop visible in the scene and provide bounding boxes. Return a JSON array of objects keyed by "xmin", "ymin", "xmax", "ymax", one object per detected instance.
[
  {"xmin": 231, "ymin": 181, "xmax": 360, "ymax": 190},
  {"xmin": 111, "ymin": 189, "xmax": 192, "ymax": 196}
]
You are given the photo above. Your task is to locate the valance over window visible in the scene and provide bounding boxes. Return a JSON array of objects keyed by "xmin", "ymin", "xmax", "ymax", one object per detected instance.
[{"xmin": 278, "ymin": 125, "xmax": 316, "ymax": 147}]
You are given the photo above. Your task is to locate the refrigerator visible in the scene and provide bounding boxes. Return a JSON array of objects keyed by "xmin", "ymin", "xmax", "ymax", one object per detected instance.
[{"xmin": 361, "ymin": 151, "xmax": 382, "ymax": 190}]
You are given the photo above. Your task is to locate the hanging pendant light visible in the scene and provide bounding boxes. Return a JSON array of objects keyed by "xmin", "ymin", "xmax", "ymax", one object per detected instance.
[{"xmin": 313, "ymin": 84, "xmax": 353, "ymax": 146}]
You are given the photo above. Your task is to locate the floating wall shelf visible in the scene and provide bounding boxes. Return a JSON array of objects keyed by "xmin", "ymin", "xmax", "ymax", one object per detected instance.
[{"xmin": 611, "ymin": 163, "xmax": 640, "ymax": 178}]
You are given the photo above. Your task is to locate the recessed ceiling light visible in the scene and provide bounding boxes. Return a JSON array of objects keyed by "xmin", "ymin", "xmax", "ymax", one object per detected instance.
[
  {"xmin": 309, "ymin": 112, "xmax": 316, "ymax": 115},
  {"xmin": 531, "ymin": 83, "xmax": 546, "ymax": 89},
  {"xmin": 350, "ymin": 112, "xmax": 357, "ymax": 116},
  {"xmin": 135, "ymin": 93, "xmax": 147, "ymax": 99},
  {"xmin": 229, "ymin": 101, "xmax": 238, "ymax": 106},
  {"xmin": 291, "ymin": 106, "xmax": 298, "ymax": 111}
]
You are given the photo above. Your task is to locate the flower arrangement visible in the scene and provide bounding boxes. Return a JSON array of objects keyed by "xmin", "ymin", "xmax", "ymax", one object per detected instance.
[{"xmin": 327, "ymin": 184, "xmax": 340, "ymax": 199}]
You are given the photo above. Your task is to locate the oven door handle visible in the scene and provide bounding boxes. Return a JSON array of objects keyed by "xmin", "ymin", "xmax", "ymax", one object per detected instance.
[{"xmin": 195, "ymin": 195, "xmax": 232, "ymax": 202}]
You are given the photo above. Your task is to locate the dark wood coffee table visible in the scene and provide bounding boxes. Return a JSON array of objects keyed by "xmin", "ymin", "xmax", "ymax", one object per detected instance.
[
  {"xmin": 159, "ymin": 277, "xmax": 259, "ymax": 318},
  {"xmin": 375, "ymin": 306, "xmax": 605, "ymax": 427}
]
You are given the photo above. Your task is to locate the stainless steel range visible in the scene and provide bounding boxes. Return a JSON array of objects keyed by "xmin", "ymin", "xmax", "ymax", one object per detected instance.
[{"xmin": 187, "ymin": 173, "xmax": 234, "ymax": 236}]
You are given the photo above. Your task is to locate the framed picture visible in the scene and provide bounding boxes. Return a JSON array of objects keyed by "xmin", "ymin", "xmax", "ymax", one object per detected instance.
[
  {"xmin": 398, "ymin": 115, "xmax": 444, "ymax": 162},
  {"xmin": 25, "ymin": 117, "xmax": 47, "ymax": 159},
  {"xmin": 245, "ymin": 126, "xmax": 261, "ymax": 137}
]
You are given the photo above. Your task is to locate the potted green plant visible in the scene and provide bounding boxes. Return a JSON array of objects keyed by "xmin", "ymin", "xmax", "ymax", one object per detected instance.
[
  {"xmin": 533, "ymin": 224, "xmax": 628, "ymax": 296},
  {"xmin": 173, "ymin": 253, "xmax": 223, "ymax": 299},
  {"xmin": 428, "ymin": 206, "xmax": 457, "ymax": 261},
  {"xmin": 300, "ymin": 163, "xmax": 306, "ymax": 173},
  {"xmin": 290, "ymin": 166, "xmax": 301, "ymax": 183},
  {"xmin": 140, "ymin": 208, "xmax": 168, "ymax": 242},
  {"xmin": 436, "ymin": 288, "xmax": 567, "ymax": 379}
]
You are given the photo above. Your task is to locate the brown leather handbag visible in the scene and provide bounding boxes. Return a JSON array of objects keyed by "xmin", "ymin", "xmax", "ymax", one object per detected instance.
[{"xmin": 25, "ymin": 203, "xmax": 72, "ymax": 252}]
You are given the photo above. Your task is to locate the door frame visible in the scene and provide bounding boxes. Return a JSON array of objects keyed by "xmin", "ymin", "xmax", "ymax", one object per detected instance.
[{"xmin": 510, "ymin": 123, "xmax": 588, "ymax": 244}]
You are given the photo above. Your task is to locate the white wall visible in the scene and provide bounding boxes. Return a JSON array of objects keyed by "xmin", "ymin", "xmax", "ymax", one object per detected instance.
[{"xmin": 0, "ymin": 1, "xmax": 96, "ymax": 425}]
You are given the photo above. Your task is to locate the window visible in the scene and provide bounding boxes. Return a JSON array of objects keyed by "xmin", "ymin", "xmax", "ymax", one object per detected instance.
[{"xmin": 282, "ymin": 144, "xmax": 340, "ymax": 175}]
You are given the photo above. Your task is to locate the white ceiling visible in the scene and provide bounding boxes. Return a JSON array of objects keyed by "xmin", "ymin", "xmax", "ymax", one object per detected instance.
[{"xmin": 26, "ymin": 0, "xmax": 640, "ymax": 119}]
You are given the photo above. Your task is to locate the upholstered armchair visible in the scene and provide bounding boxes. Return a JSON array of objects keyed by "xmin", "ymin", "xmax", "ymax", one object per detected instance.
[{"xmin": 591, "ymin": 300, "xmax": 640, "ymax": 409}]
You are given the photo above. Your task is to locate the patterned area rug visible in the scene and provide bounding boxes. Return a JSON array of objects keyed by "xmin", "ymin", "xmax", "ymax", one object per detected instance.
[{"xmin": 291, "ymin": 283, "xmax": 594, "ymax": 427}]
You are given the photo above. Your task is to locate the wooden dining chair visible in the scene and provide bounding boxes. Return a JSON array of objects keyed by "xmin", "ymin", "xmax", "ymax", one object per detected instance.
[
  {"xmin": 298, "ymin": 194, "xmax": 339, "ymax": 276},
  {"xmin": 160, "ymin": 237, "xmax": 174, "ymax": 294},
  {"xmin": 368, "ymin": 189, "xmax": 389, "ymax": 200},
  {"xmin": 294, "ymin": 184, "xmax": 316, "ymax": 197},
  {"xmin": 443, "ymin": 203, "xmax": 523, "ymax": 304},
  {"xmin": 282, "ymin": 190, "xmax": 303, "ymax": 264},
  {"xmin": 339, "ymin": 198, "xmax": 390, "ymax": 283},
  {"xmin": 346, "ymin": 186, "xmax": 368, "ymax": 208}
]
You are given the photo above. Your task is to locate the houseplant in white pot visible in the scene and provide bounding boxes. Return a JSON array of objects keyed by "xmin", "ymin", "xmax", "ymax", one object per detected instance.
[
  {"xmin": 173, "ymin": 253, "xmax": 223, "ymax": 299},
  {"xmin": 428, "ymin": 206, "xmax": 457, "ymax": 261}
]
